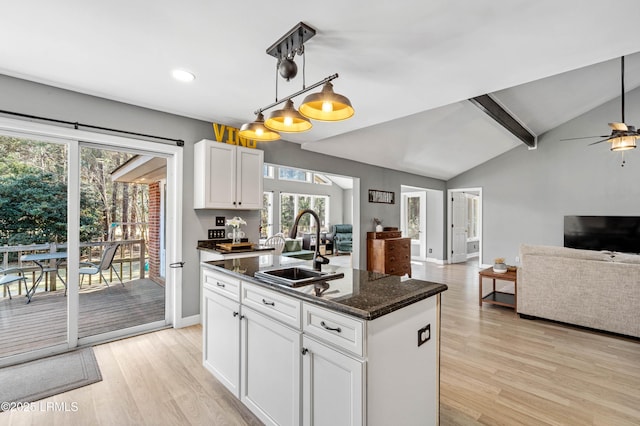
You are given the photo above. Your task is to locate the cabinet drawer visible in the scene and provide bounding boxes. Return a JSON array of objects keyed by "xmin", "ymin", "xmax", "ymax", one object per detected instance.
[
  {"xmin": 302, "ymin": 303, "xmax": 365, "ymax": 357},
  {"xmin": 203, "ymin": 268, "xmax": 241, "ymax": 301},
  {"xmin": 385, "ymin": 238, "xmax": 410, "ymax": 252},
  {"xmin": 242, "ymin": 282, "xmax": 301, "ymax": 329}
]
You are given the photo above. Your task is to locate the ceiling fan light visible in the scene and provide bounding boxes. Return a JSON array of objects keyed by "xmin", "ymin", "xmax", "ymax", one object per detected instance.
[
  {"xmin": 265, "ymin": 99, "xmax": 312, "ymax": 133},
  {"xmin": 239, "ymin": 113, "xmax": 281, "ymax": 141},
  {"xmin": 299, "ymin": 82, "xmax": 355, "ymax": 121},
  {"xmin": 610, "ymin": 135, "xmax": 637, "ymax": 151}
]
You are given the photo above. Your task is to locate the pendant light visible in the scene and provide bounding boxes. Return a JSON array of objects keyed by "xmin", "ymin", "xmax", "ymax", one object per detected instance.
[
  {"xmin": 238, "ymin": 113, "xmax": 281, "ymax": 141},
  {"xmin": 239, "ymin": 22, "xmax": 354, "ymax": 142},
  {"xmin": 264, "ymin": 99, "xmax": 312, "ymax": 133},
  {"xmin": 299, "ymin": 81, "xmax": 355, "ymax": 121}
]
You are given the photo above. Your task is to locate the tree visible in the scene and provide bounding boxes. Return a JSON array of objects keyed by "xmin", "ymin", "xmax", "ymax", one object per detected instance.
[{"xmin": 0, "ymin": 165, "xmax": 101, "ymax": 245}]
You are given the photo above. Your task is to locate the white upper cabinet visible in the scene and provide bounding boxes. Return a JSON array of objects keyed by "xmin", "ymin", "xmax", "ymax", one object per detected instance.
[{"xmin": 194, "ymin": 139, "xmax": 263, "ymax": 209}]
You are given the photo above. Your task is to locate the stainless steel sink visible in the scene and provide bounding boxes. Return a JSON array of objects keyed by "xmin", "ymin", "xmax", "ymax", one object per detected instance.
[{"xmin": 254, "ymin": 267, "xmax": 344, "ymax": 288}]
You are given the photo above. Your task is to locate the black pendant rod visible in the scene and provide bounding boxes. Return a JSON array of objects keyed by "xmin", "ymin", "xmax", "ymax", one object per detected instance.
[
  {"xmin": 621, "ymin": 56, "xmax": 625, "ymax": 123},
  {"xmin": 254, "ymin": 73, "xmax": 338, "ymax": 116},
  {"xmin": 0, "ymin": 109, "xmax": 185, "ymax": 146}
]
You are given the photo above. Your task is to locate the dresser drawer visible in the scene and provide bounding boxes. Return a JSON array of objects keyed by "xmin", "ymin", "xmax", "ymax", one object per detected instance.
[
  {"xmin": 385, "ymin": 238, "xmax": 410, "ymax": 252},
  {"xmin": 302, "ymin": 303, "xmax": 365, "ymax": 357},
  {"xmin": 241, "ymin": 282, "xmax": 301, "ymax": 329},
  {"xmin": 202, "ymin": 267, "xmax": 241, "ymax": 301}
]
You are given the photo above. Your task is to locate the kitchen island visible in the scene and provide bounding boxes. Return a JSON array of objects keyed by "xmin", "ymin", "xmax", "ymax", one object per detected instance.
[{"xmin": 201, "ymin": 254, "xmax": 447, "ymax": 426}]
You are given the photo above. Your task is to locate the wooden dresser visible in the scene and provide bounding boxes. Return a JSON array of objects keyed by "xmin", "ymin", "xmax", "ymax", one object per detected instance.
[{"xmin": 366, "ymin": 231, "xmax": 412, "ymax": 277}]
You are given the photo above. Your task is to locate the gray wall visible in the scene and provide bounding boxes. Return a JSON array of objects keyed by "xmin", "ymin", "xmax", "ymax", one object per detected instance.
[
  {"xmin": 447, "ymin": 87, "xmax": 640, "ymax": 265},
  {"xmin": 0, "ymin": 73, "xmax": 446, "ymax": 321}
]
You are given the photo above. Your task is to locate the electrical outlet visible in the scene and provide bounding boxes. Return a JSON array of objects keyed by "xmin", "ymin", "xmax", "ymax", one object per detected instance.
[
  {"xmin": 515, "ymin": 256, "xmax": 520, "ymax": 264},
  {"xmin": 208, "ymin": 229, "xmax": 226, "ymax": 239},
  {"xmin": 215, "ymin": 216, "xmax": 225, "ymax": 227},
  {"xmin": 428, "ymin": 248, "xmax": 432, "ymax": 253}
]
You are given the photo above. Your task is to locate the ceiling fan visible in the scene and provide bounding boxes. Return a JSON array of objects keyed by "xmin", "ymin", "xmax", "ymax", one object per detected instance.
[{"xmin": 562, "ymin": 56, "xmax": 639, "ymax": 155}]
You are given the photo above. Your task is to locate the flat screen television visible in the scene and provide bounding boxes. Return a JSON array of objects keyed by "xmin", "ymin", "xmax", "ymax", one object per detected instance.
[{"xmin": 564, "ymin": 216, "xmax": 640, "ymax": 254}]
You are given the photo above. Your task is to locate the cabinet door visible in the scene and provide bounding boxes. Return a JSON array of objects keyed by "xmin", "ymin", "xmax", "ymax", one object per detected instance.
[
  {"xmin": 235, "ymin": 146, "xmax": 263, "ymax": 209},
  {"xmin": 202, "ymin": 288, "xmax": 241, "ymax": 397},
  {"xmin": 194, "ymin": 140, "xmax": 236, "ymax": 209},
  {"xmin": 302, "ymin": 336, "xmax": 364, "ymax": 426},
  {"xmin": 241, "ymin": 307, "xmax": 301, "ymax": 426}
]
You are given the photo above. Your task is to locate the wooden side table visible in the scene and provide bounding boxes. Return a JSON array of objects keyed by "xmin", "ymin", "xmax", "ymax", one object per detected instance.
[{"xmin": 478, "ymin": 267, "xmax": 517, "ymax": 312}]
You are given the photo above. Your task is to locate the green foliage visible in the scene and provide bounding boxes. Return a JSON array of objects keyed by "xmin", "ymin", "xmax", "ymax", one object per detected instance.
[
  {"xmin": 0, "ymin": 163, "xmax": 103, "ymax": 246},
  {"xmin": 0, "ymin": 165, "xmax": 67, "ymax": 244}
]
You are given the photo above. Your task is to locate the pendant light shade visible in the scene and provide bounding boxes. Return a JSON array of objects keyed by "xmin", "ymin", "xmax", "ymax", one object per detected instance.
[
  {"xmin": 610, "ymin": 135, "xmax": 638, "ymax": 151},
  {"xmin": 265, "ymin": 99, "xmax": 312, "ymax": 133},
  {"xmin": 299, "ymin": 82, "xmax": 354, "ymax": 121},
  {"xmin": 239, "ymin": 113, "xmax": 281, "ymax": 141}
]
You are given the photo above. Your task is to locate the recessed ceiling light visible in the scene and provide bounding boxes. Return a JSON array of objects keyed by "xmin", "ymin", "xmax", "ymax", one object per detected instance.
[{"xmin": 172, "ymin": 69, "xmax": 195, "ymax": 82}]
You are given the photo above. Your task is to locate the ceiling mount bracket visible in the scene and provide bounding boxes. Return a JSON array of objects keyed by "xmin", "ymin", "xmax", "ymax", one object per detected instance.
[{"xmin": 266, "ymin": 22, "xmax": 316, "ymax": 62}]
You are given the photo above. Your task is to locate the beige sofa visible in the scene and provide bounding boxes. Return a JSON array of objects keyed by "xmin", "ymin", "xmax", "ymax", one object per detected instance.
[{"xmin": 517, "ymin": 244, "xmax": 640, "ymax": 338}]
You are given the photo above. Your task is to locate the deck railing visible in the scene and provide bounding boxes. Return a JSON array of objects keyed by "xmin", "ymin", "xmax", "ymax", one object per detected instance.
[{"xmin": 1, "ymin": 239, "xmax": 146, "ymax": 298}]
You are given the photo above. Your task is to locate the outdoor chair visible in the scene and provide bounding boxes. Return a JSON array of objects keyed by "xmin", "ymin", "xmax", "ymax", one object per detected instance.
[
  {"xmin": 1, "ymin": 267, "xmax": 27, "ymax": 300},
  {"xmin": 79, "ymin": 243, "xmax": 124, "ymax": 288},
  {"xmin": 264, "ymin": 234, "xmax": 286, "ymax": 255}
]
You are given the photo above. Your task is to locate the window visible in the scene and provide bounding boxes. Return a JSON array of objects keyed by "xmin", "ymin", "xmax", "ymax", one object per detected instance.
[
  {"xmin": 278, "ymin": 166, "xmax": 311, "ymax": 183},
  {"xmin": 466, "ymin": 194, "xmax": 479, "ymax": 240},
  {"xmin": 280, "ymin": 192, "xmax": 330, "ymax": 236},
  {"xmin": 313, "ymin": 173, "xmax": 332, "ymax": 185},
  {"xmin": 261, "ymin": 192, "xmax": 273, "ymax": 239},
  {"xmin": 263, "ymin": 164, "xmax": 275, "ymax": 179}
]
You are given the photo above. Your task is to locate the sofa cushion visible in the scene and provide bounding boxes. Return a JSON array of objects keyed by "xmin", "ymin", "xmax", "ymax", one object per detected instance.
[{"xmin": 519, "ymin": 244, "xmax": 612, "ymax": 262}]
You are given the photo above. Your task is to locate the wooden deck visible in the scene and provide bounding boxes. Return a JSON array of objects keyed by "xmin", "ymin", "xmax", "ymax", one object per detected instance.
[{"xmin": 0, "ymin": 279, "xmax": 165, "ymax": 358}]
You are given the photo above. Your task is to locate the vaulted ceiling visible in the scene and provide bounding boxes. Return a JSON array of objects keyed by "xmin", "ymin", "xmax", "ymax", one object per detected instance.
[{"xmin": 2, "ymin": 1, "xmax": 640, "ymax": 180}]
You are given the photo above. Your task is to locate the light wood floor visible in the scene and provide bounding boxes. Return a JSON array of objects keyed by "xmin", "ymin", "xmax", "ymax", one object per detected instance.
[{"xmin": 2, "ymin": 260, "xmax": 639, "ymax": 425}]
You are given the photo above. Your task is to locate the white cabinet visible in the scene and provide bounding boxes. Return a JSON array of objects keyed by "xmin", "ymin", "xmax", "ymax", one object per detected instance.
[
  {"xmin": 193, "ymin": 140, "xmax": 263, "ymax": 209},
  {"xmin": 241, "ymin": 307, "xmax": 301, "ymax": 426},
  {"xmin": 202, "ymin": 287, "xmax": 241, "ymax": 397},
  {"xmin": 301, "ymin": 296, "xmax": 440, "ymax": 426},
  {"xmin": 201, "ymin": 267, "xmax": 302, "ymax": 426},
  {"xmin": 302, "ymin": 335, "xmax": 364, "ymax": 426},
  {"xmin": 202, "ymin": 265, "xmax": 441, "ymax": 426}
]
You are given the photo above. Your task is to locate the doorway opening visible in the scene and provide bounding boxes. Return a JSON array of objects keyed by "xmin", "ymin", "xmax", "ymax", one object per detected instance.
[
  {"xmin": 447, "ymin": 188, "xmax": 482, "ymax": 266},
  {"xmin": 400, "ymin": 186, "xmax": 444, "ymax": 263}
]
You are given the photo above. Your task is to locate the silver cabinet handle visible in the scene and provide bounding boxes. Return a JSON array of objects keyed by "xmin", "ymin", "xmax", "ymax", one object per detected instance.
[{"xmin": 320, "ymin": 321, "xmax": 341, "ymax": 333}]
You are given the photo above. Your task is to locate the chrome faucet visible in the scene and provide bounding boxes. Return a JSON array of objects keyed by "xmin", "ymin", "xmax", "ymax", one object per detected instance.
[{"xmin": 289, "ymin": 209, "xmax": 330, "ymax": 271}]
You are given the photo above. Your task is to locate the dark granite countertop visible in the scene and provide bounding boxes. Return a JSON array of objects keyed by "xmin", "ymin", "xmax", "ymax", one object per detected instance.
[
  {"xmin": 197, "ymin": 240, "xmax": 275, "ymax": 254},
  {"xmin": 201, "ymin": 254, "xmax": 447, "ymax": 320}
]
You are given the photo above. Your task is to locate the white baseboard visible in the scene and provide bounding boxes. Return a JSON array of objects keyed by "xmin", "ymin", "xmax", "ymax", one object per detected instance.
[
  {"xmin": 176, "ymin": 314, "xmax": 201, "ymax": 328},
  {"xmin": 412, "ymin": 257, "xmax": 446, "ymax": 265}
]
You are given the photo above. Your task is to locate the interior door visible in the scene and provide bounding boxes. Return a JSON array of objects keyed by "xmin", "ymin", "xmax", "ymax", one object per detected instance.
[
  {"xmin": 404, "ymin": 192, "xmax": 426, "ymax": 259},
  {"xmin": 451, "ymin": 192, "xmax": 468, "ymax": 263}
]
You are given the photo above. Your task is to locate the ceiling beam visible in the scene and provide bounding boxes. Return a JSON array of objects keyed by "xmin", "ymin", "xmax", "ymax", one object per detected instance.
[{"xmin": 469, "ymin": 95, "xmax": 536, "ymax": 147}]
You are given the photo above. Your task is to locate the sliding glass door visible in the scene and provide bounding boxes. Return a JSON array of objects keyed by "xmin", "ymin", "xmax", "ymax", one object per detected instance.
[
  {"xmin": 77, "ymin": 145, "xmax": 167, "ymax": 339},
  {"xmin": 0, "ymin": 134, "xmax": 70, "ymax": 359},
  {"xmin": 0, "ymin": 118, "xmax": 181, "ymax": 366}
]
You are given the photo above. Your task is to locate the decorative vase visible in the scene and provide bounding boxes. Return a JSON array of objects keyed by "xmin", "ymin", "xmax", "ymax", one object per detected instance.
[
  {"xmin": 232, "ymin": 228, "xmax": 242, "ymax": 244},
  {"xmin": 493, "ymin": 262, "xmax": 507, "ymax": 273},
  {"xmin": 376, "ymin": 224, "xmax": 383, "ymax": 232}
]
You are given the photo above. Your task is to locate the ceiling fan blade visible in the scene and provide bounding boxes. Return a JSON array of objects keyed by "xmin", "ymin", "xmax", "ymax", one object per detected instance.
[
  {"xmin": 560, "ymin": 135, "xmax": 609, "ymax": 141},
  {"xmin": 588, "ymin": 138, "xmax": 611, "ymax": 146},
  {"xmin": 609, "ymin": 122, "xmax": 628, "ymax": 131}
]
